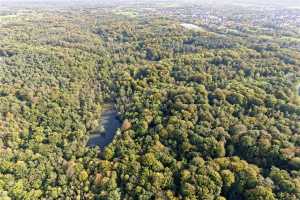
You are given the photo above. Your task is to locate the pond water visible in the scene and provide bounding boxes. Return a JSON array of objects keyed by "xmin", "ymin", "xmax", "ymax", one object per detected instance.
[{"xmin": 87, "ymin": 106, "xmax": 121, "ymax": 149}]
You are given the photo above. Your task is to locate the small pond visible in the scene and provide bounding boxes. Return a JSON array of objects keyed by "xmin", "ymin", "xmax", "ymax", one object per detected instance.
[{"xmin": 87, "ymin": 105, "xmax": 121, "ymax": 149}]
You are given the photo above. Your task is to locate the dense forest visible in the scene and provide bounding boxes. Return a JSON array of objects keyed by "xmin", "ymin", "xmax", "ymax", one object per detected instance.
[{"xmin": 0, "ymin": 1, "xmax": 299, "ymax": 200}]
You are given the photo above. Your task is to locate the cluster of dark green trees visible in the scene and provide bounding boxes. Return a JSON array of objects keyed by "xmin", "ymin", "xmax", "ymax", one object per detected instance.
[{"xmin": 0, "ymin": 5, "xmax": 299, "ymax": 200}]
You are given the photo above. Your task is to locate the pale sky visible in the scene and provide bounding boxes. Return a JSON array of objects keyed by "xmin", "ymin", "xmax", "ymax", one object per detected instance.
[{"xmin": 1, "ymin": 0, "xmax": 300, "ymax": 8}]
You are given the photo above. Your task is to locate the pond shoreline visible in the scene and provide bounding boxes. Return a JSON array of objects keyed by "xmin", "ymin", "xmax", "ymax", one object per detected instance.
[{"xmin": 87, "ymin": 104, "xmax": 121, "ymax": 149}]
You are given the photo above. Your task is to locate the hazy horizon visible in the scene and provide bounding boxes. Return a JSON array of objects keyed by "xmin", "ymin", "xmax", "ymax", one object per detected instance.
[{"xmin": 1, "ymin": 0, "xmax": 300, "ymax": 8}]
